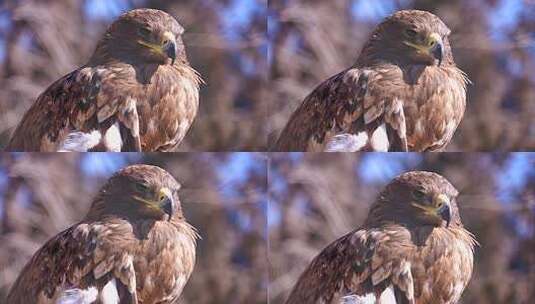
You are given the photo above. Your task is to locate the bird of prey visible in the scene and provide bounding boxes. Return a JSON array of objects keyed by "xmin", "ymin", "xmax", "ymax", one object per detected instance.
[
  {"xmin": 7, "ymin": 164, "xmax": 199, "ymax": 304},
  {"xmin": 6, "ymin": 9, "xmax": 202, "ymax": 152},
  {"xmin": 275, "ymin": 10, "xmax": 469, "ymax": 152},
  {"xmin": 285, "ymin": 171, "xmax": 477, "ymax": 304}
]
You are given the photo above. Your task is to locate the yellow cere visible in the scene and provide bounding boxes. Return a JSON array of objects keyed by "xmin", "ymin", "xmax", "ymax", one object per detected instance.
[
  {"xmin": 403, "ymin": 32, "xmax": 441, "ymax": 52},
  {"xmin": 433, "ymin": 193, "xmax": 450, "ymax": 207},
  {"xmin": 158, "ymin": 187, "xmax": 173, "ymax": 202}
]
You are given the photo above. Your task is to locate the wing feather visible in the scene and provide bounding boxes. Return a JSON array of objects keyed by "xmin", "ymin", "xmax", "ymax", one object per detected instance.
[
  {"xmin": 275, "ymin": 68, "xmax": 408, "ymax": 152},
  {"xmin": 6, "ymin": 222, "xmax": 138, "ymax": 304},
  {"xmin": 6, "ymin": 66, "xmax": 141, "ymax": 152},
  {"xmin": 285, "ymin": 227, "xmax": 415, "ymax": 304}
]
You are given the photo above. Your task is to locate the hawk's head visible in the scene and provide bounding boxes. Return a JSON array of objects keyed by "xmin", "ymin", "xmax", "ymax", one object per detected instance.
[
  {"xmin": 88, "ymin": 164, "xmax": 183, "ymax": 222},
  {"xmin": 91, "ymin": 8, "xmax": 187, "ymax": 66},
  {"xmin": 367, "ymin": 171, "xmax": 461, "ymax": 229},
  {"xmin": 361, "ymin": 10, "xmax": 454, "ymax": 67}
]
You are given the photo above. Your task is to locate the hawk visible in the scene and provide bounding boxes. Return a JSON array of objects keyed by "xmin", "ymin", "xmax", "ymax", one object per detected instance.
[
  {"xmin": 285, "ymin": 171, "xmax": 477, "ymax": 304},
  {"xmin": 275, "ymin": 10, "xmax": 469, "ymax": 152},
  {"xmin": 7, "ymin": 164, "xmax": 199, "ymax": 304},
  {"xmin": 6, "ymin": 9, "xmax": 202, "ymax": 152}
]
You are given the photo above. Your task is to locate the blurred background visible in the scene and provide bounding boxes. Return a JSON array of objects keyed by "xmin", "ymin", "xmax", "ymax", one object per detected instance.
[
  {"xmin": 268, "ymin": 0, "xmax": 535, "ymax": 151},
  {"xmin": 0, "ymin": 0, "xmax": 267, "ymax": 151},
  {"xmin": 269, "ymin": 153, "xmax": 535, "ymax": 304},
  {"xmin": 0, "ymin": 153, "xmax": 268, "ymax": 304}
]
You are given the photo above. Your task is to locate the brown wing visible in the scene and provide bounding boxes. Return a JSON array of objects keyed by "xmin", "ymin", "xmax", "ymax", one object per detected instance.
[
  {"xmin": 7, "ymin": 221, "xmax": 138, "ymax": 304},
  {"xmin": 5, "ymin": 66, "xmax": 142, "ymax": 152},
  {"xmin": 285, "ymin": 227, "xmax": 416, "ymax": 304},
  {"xmin": 274, "ymin": 67, "xmax": 408, "ymax": 152}
]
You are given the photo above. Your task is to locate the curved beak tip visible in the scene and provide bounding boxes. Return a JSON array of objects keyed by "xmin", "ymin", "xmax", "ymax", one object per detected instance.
[
  {"xmin": 163, "ymin": 41, "xmax": 177, "ymax": 65},
  {"xmin": 432, "ymin": 42, "xmax": 444, "ymax": 66},
  {"xmin": 437, "ymin": 204, "xmax": 451, "ymax": 227},
  {"xmin": 161, "ymin": 197, "xmax": 175, "ymax": 221}
]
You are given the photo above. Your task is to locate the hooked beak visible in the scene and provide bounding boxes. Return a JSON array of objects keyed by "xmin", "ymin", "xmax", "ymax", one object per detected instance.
[
  {"xmin": 430, "ymin": 37, "xmax": 444, "ymax": 66},
  {"xmin": 404, "ymin": 32, "xmax": 445, "ymax": 66},
  {"xmin": 158, "ymin": 187, "xmax": 175, "ymax": 221},
  {"xmin": 162, "ymin": 40, "xmax": 177, "ymax": 65},
  {"xmin": 434, "ymin": 194, "xmax": 451, "ymax": 227},
  {"xmin": 162, "ymin": 30, "xmax": 177, "ymax": 65},
  {"xmin": 137, "ymin": 30, "xmax": 178, "ymax": 65},
  {"xmin": 426, "ymin": 32, "xmax": 444, "ymax": 66}
]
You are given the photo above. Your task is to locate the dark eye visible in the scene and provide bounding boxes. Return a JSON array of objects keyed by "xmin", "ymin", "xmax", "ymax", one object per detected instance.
[
  {"xmin": 405, "ymin": 29, "xmax": 417, "ymax": 37},
  {"xmin": 135, "ymin": 183, "xmax": 150, "ymax": 192},
  {"xmin": 137, "ymin": 27, "xmax": 151, "ymax": 38},
  {"xmin": 413, "ymin": 189, "xmax": 426, "ymax": 199}
]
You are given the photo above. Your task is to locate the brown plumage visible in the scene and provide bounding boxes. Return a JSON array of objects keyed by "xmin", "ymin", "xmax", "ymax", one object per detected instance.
[
  {"xmin": 275, "ymin": 10, "xmax": 469, "ymax": 152},
  {"xmin": 7, "ymin": 164, "xmax": 198, "ymax": 304},
  {"xmin": 285, "ymin": 171, "xmax": 477, "ymax": 304},
  {"xmin": 6, "ymin": 8, "xmax": 202, "ymax": 152}
]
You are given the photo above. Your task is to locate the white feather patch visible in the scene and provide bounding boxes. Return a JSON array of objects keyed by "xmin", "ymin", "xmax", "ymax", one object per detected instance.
[
  {"xmin": 324, "ymin": 133, "xmax": 368, "ymax": 152},
  {"xmin": 58, "ymin": 131, "xmax": 101, "ymax": 152},
  {"xmin": 370, "ymin": 124, "xmax": 389, "ymax": 151},
  {"xmin": 100, "ymin": 279, "xmax": 119, "ymax": 304},
  {"xmin": 55, "ymin": 287, "xmax": 98, "ymax": 304},
  {"xmin": 102, "ymin": 123, "xmax": 122, "ymax": 152},
  {"xmin": 340, "ymin": 285, "xmax": 396, "ymax": 304},
  {"xmin": 341, "ymin": 294, "xmax": 376, "ymax": 304}
]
